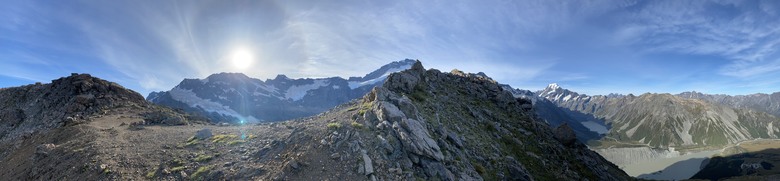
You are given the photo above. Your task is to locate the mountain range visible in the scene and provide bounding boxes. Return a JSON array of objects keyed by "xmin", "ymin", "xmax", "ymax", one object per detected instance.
[
  {"xmin": 0, "ymin": 61, "xmax": 632, "ymax": 180},
  {"xmin": 677, "ymin": 91, "xmax": 780, "ymax": 117},
  {"xmin": 531, "ymin": 83, "xmax": 780, "ymax": 149},
  {"xmin": 147, "ymin": 59, "xmax": 416, "ymax": 123},
  {"xmin": 5, "ymin": 58, "xmax": 780, "ymax": 180},
  {"xmin": 146, "ymin": 57, "xmax": 780, "ymax": 150}
]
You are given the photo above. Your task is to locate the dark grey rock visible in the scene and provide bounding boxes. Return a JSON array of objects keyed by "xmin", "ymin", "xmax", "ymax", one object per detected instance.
[
  {"xmin": 447, "ymin": 131, "xmax": 464, "ymax": 148},
  {"xmin": 195, "ymin": 128, "xmax": 213, "ymax": 140},
  {"xmin": 361, "ymin": 149, "xmax": 374, "ymax": 175},
  {"xmin": 554, "ymin": 123, "xmax": 577, "ymax": 146}
]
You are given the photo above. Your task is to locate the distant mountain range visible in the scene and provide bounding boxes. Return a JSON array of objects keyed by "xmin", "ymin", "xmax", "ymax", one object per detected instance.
[
  {"xmin": 677, "ymin": 91, "xmax": 780, "ymax": 117},
  {"xmin": 526, "ymin": 83, "xmax": 780, "ymax": 148},
  {"xmin": 147, "ymin": 59, "xmax": 416, "ymax": 123}
]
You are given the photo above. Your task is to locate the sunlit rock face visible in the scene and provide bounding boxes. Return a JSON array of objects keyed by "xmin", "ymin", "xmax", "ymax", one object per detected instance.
[{"xmin": 147, "ymin": 59, "xmax": 416, "ymax": 123}]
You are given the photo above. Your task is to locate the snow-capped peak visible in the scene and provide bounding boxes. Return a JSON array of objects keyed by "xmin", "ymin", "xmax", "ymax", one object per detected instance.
[{"xmin": 547, "ymin": 83, "xmax": 561, "ymax": 90}]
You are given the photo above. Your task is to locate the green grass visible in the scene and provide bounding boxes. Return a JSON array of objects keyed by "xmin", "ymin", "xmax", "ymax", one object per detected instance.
[
  {"xmin": 192, "ymin": 165, "xmax": 214, "ymax": 179},
  {"xmin": 227, "ymin": 140, "xmax": 245, "ymax": 146},
  {"xmin": 171, "ymin": 159, "xmax": 185, "ymax": 166},
  {"xmin": 194, "ymin": 154, "xmax": 213, "ymax": 162},
  {"xmin": 184, "ymin": 136, "xmax": 200, "ymax": 147},
  {"xmin": 350, "ymin": 121, "xmax": 364, "ymax": 129},
  {"xmin": 211, "ymin": 134, "xmax": 238, "ymax": 143},
  {"xmin": 473, "ymin": 162, "xmax": 485, "ymax": 175},
  {"xmin": 356, "ymin": 101, "xmax": 374, "ymax": 116},
  {"xmin": 170, "ymin": 166, "xmax": 186, "ymax": 172},
  {"xmin": 145, "ymin": 170, "xmax": 156, "ymax": 178},
  {"xmin": 327, "ymin": 122, "xmax": 342, "ymax": 129}
]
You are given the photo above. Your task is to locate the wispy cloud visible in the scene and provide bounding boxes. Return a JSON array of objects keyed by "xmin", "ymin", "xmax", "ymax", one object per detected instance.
[
  {"xmin": 2, "ymin": 0, "xmax": 779, "ymax": 96},
  {"xmin": 612, "ymin": 1, "xmax": 780, "ymax": 78}
]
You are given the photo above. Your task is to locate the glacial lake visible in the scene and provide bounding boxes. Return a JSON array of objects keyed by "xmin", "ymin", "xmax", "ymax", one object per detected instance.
[{"xmin": 621, "ymin": 149, "xmax": 720, "ymax": 180}]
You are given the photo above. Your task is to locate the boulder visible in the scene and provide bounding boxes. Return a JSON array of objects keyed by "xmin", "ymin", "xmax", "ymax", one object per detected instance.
[
  {"xmin": 506, "ymin": 157, "xmax": 533, "ymax": 181},
  {"xmin": 361, "ymin": 149, "xmax": 374, "ymax": 175},
  {"xmin": 195, "ymin": 128, "xmax": 213, "ymax": 140},
  {"xmin": 394, "ymin": 118, "xmax": 444, "ymax": 161},
  {"xmin": 447, "ymin": 131, "xmax": 464, "ymax": 148},
  {"xmin": 385, "ymin": 61, "xmax": 424, "ymax": 94},
  {"xmin": 554, "ymin": 123, "xmax": 577, "ymax": 146},
  {"xmin": 377, "ymin": 101, "xmax": 405, "ymax": 123},
  {"xmin": 421, "ymin": 159, "xmax": 455, "ymax": 181}
]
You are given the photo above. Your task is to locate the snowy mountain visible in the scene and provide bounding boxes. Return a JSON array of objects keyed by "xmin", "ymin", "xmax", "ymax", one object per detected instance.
[
  {"xmin": 535, "ymin": 83, "xmax": 780, "ymax": 148},
  {"xmin": 503, "ymin": 85, "xmax": 604, "ymax": 142},
  {"xmin": 147, "ymin": 59, "xmax": 416, "ymax": 123}
]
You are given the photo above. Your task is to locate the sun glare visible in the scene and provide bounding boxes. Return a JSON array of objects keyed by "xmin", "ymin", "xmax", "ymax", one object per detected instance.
[{"xmin": 231, "ymin": 49, "xmax": 253, "ymax": 69}]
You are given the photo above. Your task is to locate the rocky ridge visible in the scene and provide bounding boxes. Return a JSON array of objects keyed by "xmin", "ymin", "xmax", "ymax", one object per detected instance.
[
  {"xmin": 0, "ymin": 73, "xmax": 148, "ymax": 141},
  {"xmin": 325, "ymin": 61, "xmax": 631, "ymax": 180},
  {"xmin": 0, "ymin": 74, "xmax": 205, "ymax": 180}
]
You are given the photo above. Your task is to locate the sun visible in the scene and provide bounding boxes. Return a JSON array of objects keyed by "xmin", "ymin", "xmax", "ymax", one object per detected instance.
[{"xmin": 230, "ymin": 48, "xmax": 253, "ymax": 69}]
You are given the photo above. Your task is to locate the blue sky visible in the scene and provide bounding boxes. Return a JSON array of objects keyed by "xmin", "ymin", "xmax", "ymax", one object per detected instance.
[{"xmin": 2, "ymin": 0, "xmax": 780, "ymax": 96}]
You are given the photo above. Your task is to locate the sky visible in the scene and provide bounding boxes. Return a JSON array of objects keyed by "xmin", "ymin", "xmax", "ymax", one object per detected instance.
[{"xmin": 2, "ymin": 0, "xmax": 780, "ymax": 96}]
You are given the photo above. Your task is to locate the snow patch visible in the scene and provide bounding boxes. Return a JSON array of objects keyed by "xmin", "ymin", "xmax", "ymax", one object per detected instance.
[
  {"xmin": 256, "ymin": 83, "xmax": 278, "ymax": 93},
  {"xmin": 547, "ymin": 83, "xmax": 560, "ymax": 90},
  {"xmin": 348, "ymin": 65, "xmax": 412, "ymax": 89},
  {"xmin": 563, "ymin": 94, "xmax": 572, "ymax": 102},
  {"xmin": 169, "ymin": 87, "xmax": 259, "ymax": 122},
  {"xmin": 285, "ymin": 80, "xmax": 329, "ymax": 101}
]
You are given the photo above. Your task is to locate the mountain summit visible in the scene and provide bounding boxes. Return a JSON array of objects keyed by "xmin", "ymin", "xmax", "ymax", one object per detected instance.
[
  {"xmin": 147, "ymin": 59, "xmax": 417, "ymax": 123},
  {"xmin": 0, "ymin": 73, "xmax": 148, "ymax": 140},
  {"xmin": 0, "ymin": 73, "xmax": 204, "ymax": 180}
]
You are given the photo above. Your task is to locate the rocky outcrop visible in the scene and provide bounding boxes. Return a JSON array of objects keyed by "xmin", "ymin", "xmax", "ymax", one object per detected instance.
[
  {"xmin": 347, "ymin": 61, "xmax": 631, "ymax": 180},
  {"xmin": 0, "ymin": 73, "xmax": 148, "ymax": 141}
]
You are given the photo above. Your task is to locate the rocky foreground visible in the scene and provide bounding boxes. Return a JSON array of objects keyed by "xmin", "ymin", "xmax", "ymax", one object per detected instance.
[{"xmin": 0, "ymin": 62, "xmax": 631, "ymax": 180}]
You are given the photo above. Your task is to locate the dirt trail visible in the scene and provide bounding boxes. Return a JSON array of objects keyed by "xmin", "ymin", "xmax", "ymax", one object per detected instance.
[{"xmin": 39, "ymin": 105, "xmax": 363, "ymax": 180}]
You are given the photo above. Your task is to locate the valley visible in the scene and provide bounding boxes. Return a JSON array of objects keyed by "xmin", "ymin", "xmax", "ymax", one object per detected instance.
[{"xmin": 523, "ymin": 83, "xmax": 780, "ymax": 180}]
